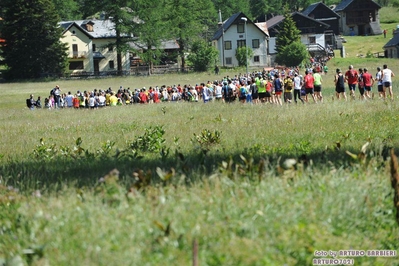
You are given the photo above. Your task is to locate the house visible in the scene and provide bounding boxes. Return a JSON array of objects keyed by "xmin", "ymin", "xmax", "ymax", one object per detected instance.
[
  {"xmin": 266, "ymin": 12, "xmax": 331, "ymax": 64},
  {"xmin": 383, "ymin": 27, "xmax": 399, "ymax": 58},
  {"xmin": 60, "ymin": 19, "xmax": 131, "ymax": 75},
  {"xmin": 212, "ymin": 12, "xmax": 269, "ymax": 68},
  {"xmin": 334, "ymin": 0, "xmax": 382, "ymax": 36},
  {"xmin": 302, "ymin": 2, "xmax": 340, "ymax": 36},
  {"xmin": 129, "ymin": 40, "xmax": 180, "ymax": 66}
]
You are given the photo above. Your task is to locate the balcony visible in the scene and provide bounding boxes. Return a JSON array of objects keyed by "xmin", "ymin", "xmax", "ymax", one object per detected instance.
[
  {"xmin": 69, "ymin": 51, "xmax": 88, "ymax": 59},
  {"xmin": 346, "ymin": 17, "xmax": 370, "ymax": 25}
]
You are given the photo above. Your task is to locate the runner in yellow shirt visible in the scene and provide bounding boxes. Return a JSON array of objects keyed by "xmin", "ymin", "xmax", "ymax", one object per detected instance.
[{"xmin": 313, "ymin": 69, "xmax": 323, "ymax": 103}]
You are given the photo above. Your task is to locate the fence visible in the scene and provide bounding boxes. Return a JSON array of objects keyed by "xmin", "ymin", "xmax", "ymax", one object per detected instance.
[
  {"xmin": 372, "ymin": 51, "xmax": 386, "ymax": 58},
  {"xmin": 61, "ymin": 65, "xmax": 193, "ymax": 79}
]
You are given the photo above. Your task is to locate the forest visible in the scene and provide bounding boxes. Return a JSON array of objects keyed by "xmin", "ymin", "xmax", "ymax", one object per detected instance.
[
  {"xmin": 50, "ymin": 0, "xmax": 393, "ymax": 23},
  {"xmin": 0, "ymin": 0, "xmax": 396, "ymax": 79}
]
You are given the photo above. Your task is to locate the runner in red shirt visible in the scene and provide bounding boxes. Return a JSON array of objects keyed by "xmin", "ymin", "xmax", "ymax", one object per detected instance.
[
  {"xmin": 362, "ymin": 68, "xmax": 374, "ymax": 100},
  {"xmin": 345, "ymin": 65, "xmax": 358, "ymax": 100},
  {"xmin": 303, "ymin": 70, "xmax": 316, "ymax": 103}
]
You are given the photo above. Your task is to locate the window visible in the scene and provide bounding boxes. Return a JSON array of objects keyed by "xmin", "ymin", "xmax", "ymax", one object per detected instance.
[
  {"xmin": 72, "ymin": 30, "xmax": 76, "ymax": 35},
  {"xmin": 254, "ymin": 56, "xmax": 260, "ymax": 62},
  {"xmin": 237, "ymin": 40, "xmax": 246, "ymax": 48},
  {"xmin": 252, "ymin": 39, "xmax": 260, "ymax": 48},
  {"xmin": 237, "ymin": 24, "xmax": 245, "ymax": 33},
  {"xmin": 224, "ymin": 41, "xmax": 232, "ymax": 50},
  {"xmin": 225, "ymin": 57, "xmax": 232, "ymax": 65},
  {"xmin": 109, "ymin": 60, "xmax": 115, "ymax": 69},
  {"xmin": 72, "ymin": 44, "xmax": 78, "ymax": 58},
  {"xmin": 92, "ymin": 44, "xmax": 96, "ymax": 52},
  {"xmin": 69, "ymin": 61, "xmax": 84, "ymax": 70},
  {"xmin": 308, "ymin": 36, "xmax": 316, "ymax": 44},
  {"xmin": 108, "ymin": 45, "xmax": 114, "ymax": 52}
]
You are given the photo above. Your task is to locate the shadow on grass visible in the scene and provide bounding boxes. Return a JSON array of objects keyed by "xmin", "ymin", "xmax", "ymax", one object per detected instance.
[{"xmin": 0, "ymin": 141, "xmax": 394, "ymax": 192}]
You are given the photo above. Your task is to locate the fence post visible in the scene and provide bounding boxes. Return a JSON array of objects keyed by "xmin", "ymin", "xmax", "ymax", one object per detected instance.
[{"xmin": 192, "ymin": 238, "xmax": 198, "ymax": 266}]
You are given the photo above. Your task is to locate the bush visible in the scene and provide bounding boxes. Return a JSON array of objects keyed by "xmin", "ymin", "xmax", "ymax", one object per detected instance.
[
  {"xmin": 275, "ymin": 41, "xmax": 309, "ymax": 67},
  {"xmin": 235, "ymin": 46, "xmax": 254, "ymax": 67},
  {"xmin": 187, "ymin": 41, "xmax": 218, "ymax": 72}
]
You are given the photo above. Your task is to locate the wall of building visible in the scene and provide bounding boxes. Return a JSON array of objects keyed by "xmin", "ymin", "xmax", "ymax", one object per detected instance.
[
  {"xmin": 61, "ymin": 25, "xmax": 93, "ymax": 72},
  {"xmin": 214, "ymin": 23, "xmax": 269, "ymax": 67},
  {"xmin": 93, "ymin": 39, "xmax": 129, "ymax": 72},
  {"xmin": 300, "ymin": 34, "xmax": 326, "ymax": 47},
  {"xmin": 385, "ymin": 47, "xmax": 398, "ymax": 58}
]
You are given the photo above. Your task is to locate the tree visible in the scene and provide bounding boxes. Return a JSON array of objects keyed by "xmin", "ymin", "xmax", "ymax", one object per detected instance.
[
  {"xmin": 52, "ymin": 0, "xmax": 82, "ymax": 20},
  {"xmin": 249, "ymin": 0, "xmax": 283, "ymax": 20},
  {"xmin": 97, "ymin": 1, "xmax": 135, "ymax": 75},
  {"xmin": 165, "ymin": 0, "xmax": 216, "ymax": 71},
  {"xmin": 0, "ymin": 0, "xmax": 68, "ymax": 79},
  {"xmin": 77, "ymin": 0, "xmax": 102, "ymax": 19},
  {"xmin": 131, "ymin": 0, "xmax": 170, "ymax": 75},
  {"xmin": 212, "ymin": 0, "xmax": 250, "ymax": 20},
  {"xmin": 275, "ymin": 9, "xmax": 301, "ymax": 54},
  {"xmin": 235, "ymin": 46, "xmax": 253, "ymax": 67},
  {"xmin": 187, "ymin": 40, "xmax": 218, "ymax": 71},
  {"xmin": 275, "ymin": 41, "xmax": 309, "ymax": 67}
]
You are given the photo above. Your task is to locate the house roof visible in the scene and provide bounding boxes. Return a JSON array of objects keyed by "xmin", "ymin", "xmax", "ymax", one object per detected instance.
[
  {"xmin": 334, "ymin": 0, "xmax": 381, "ymax": 12},
  {"xmin": 160, "ymin": 40, "xmax": 180, "ymax": 50},
  {"xmin": 59, "ymin": 21, "xmax": 93, "ymax": 39},
  {"xmin": 293, "ymin": 12, "xmax": 330, "ymax": 28},
  {"xmin": 93, "ymin": 51, "xmax": 106, "ymax": 59},
  {"xmin": 60, "ymin": 19, "xmax": 131, "ymax": 39},
  {"xmin": 302, "ymin": 2, "xmax": 340, "ymax": 18},
  {"xmin": 255, "ymin": 22, "xmax": 269, "ymax": 36},
  {"xmin": 212, "ymin": 12, "xmax": 268, "ymax": 41},
  {"xmin": 264, "ymin": 15, "xmax": 284, "ymax": 30},
  {"xmin": 129, "ymin": 40, "xmax": 180, "ymax": 50},
  {"xmin": 383, "ymin": 33, "xmax": 399, "ymax": 48},
  {"xmin": 266, "ymin": 13, "xmax": 329, "ymax": 31}
]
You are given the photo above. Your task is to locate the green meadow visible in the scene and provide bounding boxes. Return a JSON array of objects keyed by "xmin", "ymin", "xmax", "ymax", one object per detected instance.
[
  {"xmin": 2, "ymin": 11, "xmax": 399, "ymax": 265},
  {"xmin": 1, "ymin": 63, "xmax": 399, "ymax": 265}
]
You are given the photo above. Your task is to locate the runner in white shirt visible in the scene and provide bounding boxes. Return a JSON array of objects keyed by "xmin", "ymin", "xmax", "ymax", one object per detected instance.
[
  {"xmin": 375, "ymin": 67, "xmax": 383, "ymax": 98},
  {"xmin": 214, "ymin": 82, "xmax": 223, "ymax": 101},
  {"xmin": 293, "ymin": 72, "xmax": 304, "ymax": 104},
  {"xmin": 381, "ymin": 64, "xmax": 395, "ymax": 100},
  {"xmin": 65, "ymin": 92, "xmax": 74, "ymax": 108}
]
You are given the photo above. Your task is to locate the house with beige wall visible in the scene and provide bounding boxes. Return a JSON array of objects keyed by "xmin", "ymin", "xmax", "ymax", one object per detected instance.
[{"xmin": 60, "ymin": 20, "xmax": 130, "ymax": 74}]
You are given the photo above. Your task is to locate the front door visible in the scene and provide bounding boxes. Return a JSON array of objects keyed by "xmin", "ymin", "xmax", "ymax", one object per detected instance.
[
  {"xmin": 94, "ymin": 60, "xmax": 99, "ymax": 75},
  {"xmin": 358, "ymin": 25, "xmax": 365, "ymax": 36}
]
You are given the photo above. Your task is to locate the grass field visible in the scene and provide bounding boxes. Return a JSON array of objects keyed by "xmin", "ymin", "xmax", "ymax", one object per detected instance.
[
  {"xmin": 2, "ymin": 66, "xmax": 399, "ymax": 265},
  {"xmin": 1, "ymin": 10, "xmax": 399, "ymax": 264}
]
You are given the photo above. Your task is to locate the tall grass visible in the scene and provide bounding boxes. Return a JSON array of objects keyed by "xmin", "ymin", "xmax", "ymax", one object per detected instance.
[{"xmin": 1, "ymin": 53, "xmax": 399, "ymax": 265}]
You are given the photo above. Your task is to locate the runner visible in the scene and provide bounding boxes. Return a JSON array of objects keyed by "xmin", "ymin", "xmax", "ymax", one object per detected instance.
[
  {"xmin": 381, "ymin": 64, "xmax": 395, "ymax": 100},
  {"xmin": 345, "ymin": 65, "xmax": 358, "ymax": 100}
]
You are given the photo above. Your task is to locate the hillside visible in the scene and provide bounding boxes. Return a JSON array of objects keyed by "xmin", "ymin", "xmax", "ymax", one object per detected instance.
[{"xmin": 337, "ymin": 6, "xmax": 399, "ymax": 58}]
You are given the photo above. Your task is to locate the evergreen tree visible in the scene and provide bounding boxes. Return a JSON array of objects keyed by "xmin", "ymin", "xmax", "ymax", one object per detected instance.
[
  {"xmin": 52, "ymin": 0, "xmax": 82, "ymax": 20},
  {"xmin": 249, "ymin": 0, "xmax": 283, "ymax": 21},
  {"xmin": 212, "ymin": 0, "xmax": 250, "ymax": 20},
  {"xmin": 275, "ymin": 8, "xmax": 301, "ymax": 54},
  {"xmin": 77, "ymin": 0, "xmax": 103, "ymax": 19},
  {"xmin": 165, "ymin": 0, "xmax": 216, "ymax": 70},
  {"xmin": 275, "ymin": 41, "xmax": 309, "ymax": 67},
  {"xmin": 0, "ymin": 0, "xmax": 68, "ymax": 79},
  {"xmin": 131, "ymin": 0, "xmax": 170, "ymax": 75},
  {"xmin": 235, "ymin": 46, "xmax": 254, "ymax": 67},
  {"xmin": 187, "ymin": 40, "xmax": 218, "ymax": 71},
  {"xmin": 98, "ymin": 0, "xmax": 135, "ymax": 75}
]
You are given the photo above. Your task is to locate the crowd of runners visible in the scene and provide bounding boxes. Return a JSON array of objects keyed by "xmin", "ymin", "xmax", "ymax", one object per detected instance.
[{"xmin": 26, "ymin": 63, "xmax": 395, "ymax": 110}]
